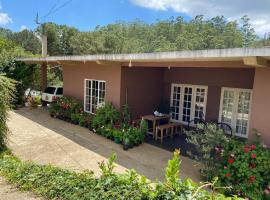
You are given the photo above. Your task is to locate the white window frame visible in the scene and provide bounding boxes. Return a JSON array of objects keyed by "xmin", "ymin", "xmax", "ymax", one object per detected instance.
[
  {"xmin": 170, "ymin": 84, "xmax": 208, "ymax": 125},
  {"xmin": 219, "ymin": 87, "xmax": 252, "ymax": 138},
  {"xmin": 84, "ymin": 79, "xmax": 106, "ymax": 114}
]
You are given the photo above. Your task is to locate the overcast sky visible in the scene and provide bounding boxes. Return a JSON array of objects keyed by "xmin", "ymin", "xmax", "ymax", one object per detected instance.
[{"xmin": 0, "ymin": 0, "xmax": 269, "ymax": 36}]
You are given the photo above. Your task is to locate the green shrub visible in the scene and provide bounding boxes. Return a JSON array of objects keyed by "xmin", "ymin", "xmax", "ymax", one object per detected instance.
[
  {"xmin": 29, "ymin": 96, "xmax": 41, "ymax": 108},
  {"xmin": 122, "ymin": 104, "xmax": 131, "ymax": 124},
  {"xmin": 0, "ymin": 150, "xmax": 243, "ymax": 200},
  {"xmin": 92, "ymin": 103, "xmax": 120, "ymax": 129},
  {"xmin": 186, "ymin": 124, "xmax": 270, "ymax": 199},
  {"xmin": 0, "ymin": 75, "xmax": 16, "ymax": 151},
  {"xmin": 185, "ymin": 123, "xmax": 231, "ymax": 180},
  {"xmin": 49, "ymin": 97, "xmax": 82, "ymax": 120},
  {"xmin": 218, "ymin": 138, "xmax": 270, "ymax": 199}
]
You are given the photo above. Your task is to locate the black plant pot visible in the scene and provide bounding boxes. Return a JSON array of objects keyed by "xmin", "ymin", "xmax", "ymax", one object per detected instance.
[{"xmin": 123, "ymin": 144, "xmax": 129, "ymax": 151}]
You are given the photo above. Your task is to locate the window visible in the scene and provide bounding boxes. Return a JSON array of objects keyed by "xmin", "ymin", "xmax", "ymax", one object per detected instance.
[
  {"xmin": 219, "ymin": 88, "xmax": 252, "ymax": 137},
  {"xmin": 44, "ymin": 87, "xmax": 56, "ymax": 94},
  {"xmin": 56, "ymin": 88, "xmax": 63, "ymax": 95},
  {"xmin": 170, "ymin": 84, "xmax": 208, "ymax": 125},
  {"xmin": 84, "ymin": 79, "xmax": 106, "ymax": 113}
]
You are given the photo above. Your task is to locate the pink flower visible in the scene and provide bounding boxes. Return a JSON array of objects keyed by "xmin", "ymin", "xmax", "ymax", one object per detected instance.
[
  {"xmin": 251, "ymin": 154, "xmax": 256, "ymax": 159},
  {"xmin": 224, "ymin": 166, "xmax": 227, "ymax": 169},
  {"xmin": 251, "ymin": 144, "xmax": 256, "ymax": 150},
  {"xmin": 264, "ymin": 188, "xmax": 270, "ymax": 195}
]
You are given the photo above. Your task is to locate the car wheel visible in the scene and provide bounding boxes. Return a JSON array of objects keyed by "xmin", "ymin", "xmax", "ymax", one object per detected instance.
[{"xmin": 41, "ymin": 100, "xmax": 47, "ymax": 107}]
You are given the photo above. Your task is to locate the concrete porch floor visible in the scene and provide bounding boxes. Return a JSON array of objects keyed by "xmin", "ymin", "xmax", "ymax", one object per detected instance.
[{"xmin": 7, "ymin": 107, "xmax": 201, "ymax": 182}]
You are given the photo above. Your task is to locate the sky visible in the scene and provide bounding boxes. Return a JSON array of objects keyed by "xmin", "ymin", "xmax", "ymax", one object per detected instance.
[{"xmin": 0, "ymin": 0, "xmax": 269, "ymax": 36}]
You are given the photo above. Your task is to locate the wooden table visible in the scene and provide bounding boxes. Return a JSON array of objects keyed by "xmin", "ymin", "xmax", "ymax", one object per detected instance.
[{"xmin": 141, "ymin": 114, "xmax": 171, "ymax": 138}]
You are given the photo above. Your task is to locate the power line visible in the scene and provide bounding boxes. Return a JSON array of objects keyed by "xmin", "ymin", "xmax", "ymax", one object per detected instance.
[
  {"xmin": 43, "ymin": 0, "xmax": 62, "ymax": 20},
  {"xmin": 42, "ymin": 0, "xmax": 73, "ymax": 21}
]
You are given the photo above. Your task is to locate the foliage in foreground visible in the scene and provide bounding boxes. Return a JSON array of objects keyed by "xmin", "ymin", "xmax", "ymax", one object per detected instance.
[
  {"xmin": 0, "ymin": 150, "xmax": 242, "ymax": 200},
  {"xmin": 0, "ymin": 75, "xmax": 16, "ymax": 150},
  {"xmin": 186, "ymin": 125, "xmax": 270, "ymax": 199}
]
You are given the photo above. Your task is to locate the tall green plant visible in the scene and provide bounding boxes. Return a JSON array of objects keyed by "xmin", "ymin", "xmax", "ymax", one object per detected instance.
[
  {"xmin": 0, "ymin": 74, "xmax": 16, "ymax": 150},
  {"xmin": 185, "ymin": 123, "xmax": 230, "ymax": 180}
]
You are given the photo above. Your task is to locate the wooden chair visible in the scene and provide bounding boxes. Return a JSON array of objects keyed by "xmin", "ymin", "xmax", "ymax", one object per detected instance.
[
  {"xmin": 156, "ymin": 123, "xmax": 175, "ymax": 144},
  {"xmin": 170, "ymin": 123, "xmax": 183, "ymax": 138}
]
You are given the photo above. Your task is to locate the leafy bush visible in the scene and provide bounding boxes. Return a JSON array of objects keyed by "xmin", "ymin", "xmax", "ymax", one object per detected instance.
[
  {"xmin": 49, "ymin": 97, "xmax": 82, "ymax": 120},
  {"xmin": 121, "ymin": 104, "xmax": 131, "ymax": 124},
  {"xmin": 0, "ymin": 75, "xmax": 16, "ymax": 151},
  {"xmin": 91, "ymin": 103, "xmax": 120, "ymax": 129},
  {"xmin": 218, "ymin": 138, "xmax": 270, "ymax": 199},
  {"xmin": 0, "ymin": 150, "xmax": 242, "ymax": 200},
  {"xmin": 186, "ymin": 124, "xmax": 270, "ymax": 199},
  {"xmin": 28, "ymin": 96, "xmax": 41, "ymax": 108},
  {"xmin": 185, "ymin": 123, "xmax": 231, "ymax": 180},
  {"xmin": 71, "ymin": 112, "xmax": 93, "ymax": 128}
]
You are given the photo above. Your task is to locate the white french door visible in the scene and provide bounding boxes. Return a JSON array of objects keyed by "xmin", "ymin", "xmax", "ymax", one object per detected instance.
[
  {"xmin": 219, "ymin": 88, "xmax": 252, "ymax": 138},
  {"xmin": 170, "ymin": 84, "xmax": 208, "ymax": 125}
]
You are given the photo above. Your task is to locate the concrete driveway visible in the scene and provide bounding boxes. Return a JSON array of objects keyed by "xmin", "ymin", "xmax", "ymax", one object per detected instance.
[{"xmin": 7, "ymin": 107, "xmax": 200, "ymax": 182}]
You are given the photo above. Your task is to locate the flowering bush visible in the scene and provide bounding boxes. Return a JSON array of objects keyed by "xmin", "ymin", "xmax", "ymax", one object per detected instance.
[
  {"xmin": 218, "ymin": 139, "xmax": 270, "ymax": 199},
  {"xmin": 49, "ymin": 97, "xmax": 82, "ymax": 120}
]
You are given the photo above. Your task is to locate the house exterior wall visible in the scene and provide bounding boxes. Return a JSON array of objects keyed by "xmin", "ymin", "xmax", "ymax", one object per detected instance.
[
  {"xmin": 62, "ymin": 62, "xmax": 122, "ymax": 108},
  {"xmin": 163, "ymin": 67, "xmax": 255, "ymax": 121},
  {"xmin": 120, "ymin": 67, "xmax": 164, "ymax": 118},
  {"xmin": 250, "ymin": 68, "xmax": 270, "ymax": 146}
]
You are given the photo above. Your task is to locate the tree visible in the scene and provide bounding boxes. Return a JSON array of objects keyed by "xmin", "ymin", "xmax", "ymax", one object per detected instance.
[
  {"xmin": 11, "ymin": 29, "xmax": 41, "ymax": 54},
  {"xmin": 240, "ymin": 15, "xmax": 257, "ymax": 47}
]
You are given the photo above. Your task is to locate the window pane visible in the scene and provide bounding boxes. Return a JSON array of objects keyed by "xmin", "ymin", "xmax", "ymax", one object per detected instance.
[
  {"xmin": 194, "ymin": 88, "xmax": 206, "ymax": 122},
  {"xmin": 171, "ymin": 86, "xmax": 181, "ymax": 121},
  {"xmin": 221, "ymin": 90, "xmax": 234, "ymax": 127},
  {"xmin": 235, "ymin": 91, "xmax": 251, "ymax": 136},
  {"xmin": 182, "ymin": 87, "xmax": 192, "ymax": 122}
]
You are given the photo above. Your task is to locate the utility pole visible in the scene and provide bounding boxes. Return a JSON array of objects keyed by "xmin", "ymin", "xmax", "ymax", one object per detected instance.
[
  {"xmin": 35, "ymin": 13, "xmax": 47, "ymax": 57},
  {"xmin": 35, "ymin": 13, "xmax": 48, "ymax": 92}
]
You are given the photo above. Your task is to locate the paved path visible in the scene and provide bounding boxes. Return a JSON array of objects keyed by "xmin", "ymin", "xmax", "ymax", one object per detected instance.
[{"xmin": 2, "ymin": 107, "xmax": 200, "ymax": 199}]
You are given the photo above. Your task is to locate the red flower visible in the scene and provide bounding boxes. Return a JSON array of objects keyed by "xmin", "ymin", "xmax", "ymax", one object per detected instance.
[
  {"xmin": 249, "ymin": 162, "xmax": 256, "ymax": 169},
  {"xmin": 251, "ymin": 144, "xmax": 256, "ymax": 150},
  {"xmin": 228, "ymin": 158, "xmax": 235, "ymax": 164},
  {"xmin": 243, "ymin": 147, "xmax": 250, "ymax": 153},
  {"xmin": 225, "ymin": 173, "xmax": 231, "ymax": 177},
  {"xmin": 249, "ymin": 176, "xmax": 255, "ymax": 183},
  {"xmin": 251, "ymin": 154, "xmax": 256, "ymax": 159}
]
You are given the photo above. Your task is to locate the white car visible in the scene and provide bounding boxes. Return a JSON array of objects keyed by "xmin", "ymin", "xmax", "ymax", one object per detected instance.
[{"xmin": 41, "ymin": 86, "xmax": 63, "ymax": 105}]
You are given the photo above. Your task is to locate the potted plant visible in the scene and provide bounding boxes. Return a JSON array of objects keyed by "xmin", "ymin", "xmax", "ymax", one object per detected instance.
[
  {"xmin": 113, "ymin": 129, "xmax": 123, "ymax": 144},
  {"xmin": 123, "ymin": 137, "xmax": 130, "ymax": 151}
]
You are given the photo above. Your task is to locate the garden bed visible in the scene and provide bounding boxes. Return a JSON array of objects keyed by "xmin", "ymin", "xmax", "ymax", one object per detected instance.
[{"xmin": 48, "ymin": 97, "xmax": 147, "ymax": 150}]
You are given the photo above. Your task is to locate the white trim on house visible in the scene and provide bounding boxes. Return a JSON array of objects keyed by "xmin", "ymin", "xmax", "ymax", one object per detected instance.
[
  {"xmin": 170, "ymin": 84, "xmax": 208, "ymax": 125},
  {"xmin": 219, "ymin": 87, "xmax": 252, "ymax": 138},
  {"xmin": 84, "ymin": 79, "xmax": 106, "ymax": 114}
]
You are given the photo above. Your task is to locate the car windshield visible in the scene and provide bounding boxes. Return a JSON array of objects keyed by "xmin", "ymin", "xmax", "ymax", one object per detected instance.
[
  {"xmin": 56, "ymin": 88, "xmax": 63, "ymax": 95},
  {"xmin": 44, "ymin": 87, "xmax": 56, "ymax": 94}
]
